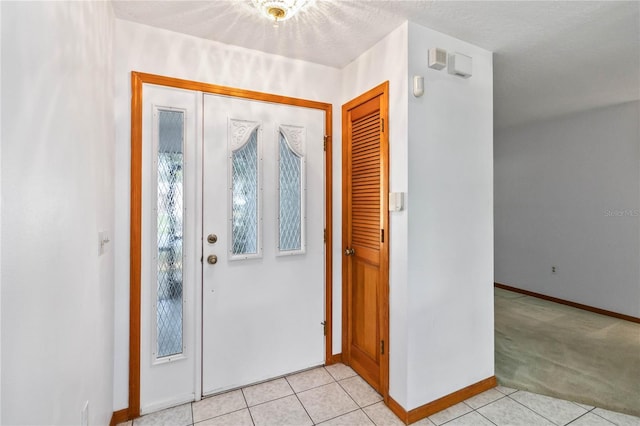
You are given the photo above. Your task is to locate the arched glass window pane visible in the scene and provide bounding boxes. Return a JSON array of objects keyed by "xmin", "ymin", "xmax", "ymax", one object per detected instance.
[
  {"xmin": 232, "ymin": 129, "xmax": 259, "ymax": 255},
  {"xmin": 157, "ymin": 109, "xmax": 184, "ymax": 358},
  {"xmin": 279, "ymin": 131, "xmax": 303, "ymax": 252}
]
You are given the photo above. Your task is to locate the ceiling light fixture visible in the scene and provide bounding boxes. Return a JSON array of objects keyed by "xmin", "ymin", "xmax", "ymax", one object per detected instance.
[{"xmin": 252, "ymin": 0, "xmax": 310, "ymax": 26}]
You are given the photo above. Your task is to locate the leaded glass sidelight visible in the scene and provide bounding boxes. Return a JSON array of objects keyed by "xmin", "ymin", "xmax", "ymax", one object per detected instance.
[
  {"xmin": 156, "ymin": 109, "xmax": 184, "ymax": 359},
  {"xmin": 231, "ymin": 127, "xmax": 260, "ymax": 258},
  {"xmin": 278, "ymin": 127, "xmax": 305, "ymax": 254}
]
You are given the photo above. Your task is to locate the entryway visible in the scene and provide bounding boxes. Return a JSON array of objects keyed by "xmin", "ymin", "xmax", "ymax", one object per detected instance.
[{"xmin": 130, "ymin": 73, "xmax": 333, "ymax": 416}]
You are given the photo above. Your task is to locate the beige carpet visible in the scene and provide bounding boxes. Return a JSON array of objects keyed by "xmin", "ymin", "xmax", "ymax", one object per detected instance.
[{"xmin": 495, "ymin": 287, "xmax": 640, "ymax": 417}]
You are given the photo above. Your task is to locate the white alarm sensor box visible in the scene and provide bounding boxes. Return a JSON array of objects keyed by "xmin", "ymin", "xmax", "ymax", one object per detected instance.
[{"xmin": 449, "ymin": 52, "xmax": 472, "ymax": 78}]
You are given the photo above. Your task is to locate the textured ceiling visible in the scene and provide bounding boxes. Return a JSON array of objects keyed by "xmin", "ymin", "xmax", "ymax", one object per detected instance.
[{"xmin": 112, "ymin": 0, "xmax": 640, "ymax": 128}]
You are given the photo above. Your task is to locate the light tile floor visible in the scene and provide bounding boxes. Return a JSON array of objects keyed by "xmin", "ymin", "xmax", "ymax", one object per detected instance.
[{"xmin": 120, "ymin": 364, "xmax": 640, "ymax": 426}]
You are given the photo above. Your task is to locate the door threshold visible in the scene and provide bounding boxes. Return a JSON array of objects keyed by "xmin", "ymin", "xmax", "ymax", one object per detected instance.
[{"xmin": 201, "ymin": 363, "xmax": 327, "ymax": 398}]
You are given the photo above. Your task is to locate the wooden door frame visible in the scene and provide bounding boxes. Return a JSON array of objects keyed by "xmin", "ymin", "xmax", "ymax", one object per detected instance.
[
  {"xmin": 127, "ymin": 71, "xmax": 334, "ymax": 419},
  {"xmin": 341, "ymin": 82, "xmax": 390, "ymax": 401}
]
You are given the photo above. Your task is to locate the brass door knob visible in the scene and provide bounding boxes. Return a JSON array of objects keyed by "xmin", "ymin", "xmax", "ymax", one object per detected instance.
[
  {"xmin": 344, "ymin": 248, "xmax": 355, "ymax": 256},
  {"xmin": 207, "ymin": 254, "xmax": 218, "ymax": 265}
]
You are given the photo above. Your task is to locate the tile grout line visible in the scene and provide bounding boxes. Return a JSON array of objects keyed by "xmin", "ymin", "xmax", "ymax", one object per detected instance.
[
  {"xmin": 334, "ymin": 373, "xmax": 379, "ymax": 409},
  {"xmin": 255, "ymin": 366, "xmax": 392, "ymax": 425},
  {"xmin": 589, "ymin": 410, "xmax": 623, "ymax": 425},
  {"xmin": 316, "ymin": 372, "xmax": 374, "ymax": 424},
  {"xmin": 565, "ymin": 411, "xmax": 593, "ymax": 425},
  {"xmin": 285, "ymin": 374, "xmax": 317, "ymax": 425},
  {"xmin": 296, "ymin": 367, "xmax": 381, "ymax": 425},
  {"xmin": 193, "ymin": 407, "xmax": 249, "ymax": 425},
  {"xmin": 360, "ymin": 407, "xmax": 381, "ymax": 426},
  {"xmin": 239, "ymin": 385, "xmax": 257, "ymax": 426},
  {"xmin": 330, "ymin": 367, "xmax": 387, "ymax": 425},
  {"xmin": 331, "ymin": 373, "xmax": 379, "ymax": 424},
  {"xmin": 316, "ymin": 408, "xmax": 368, "ymax": 425},
  {"xmin": 565, "ymin": 410, "xmax": 617, "ymax": 426},
  {"xmin": 431, "ymin": 402, "xmax": 475, "ymax": 426},
  {"xmin": 505, "ymin": 393, "xmax": 565, "ymax": 425},
  {"xmin": 568, "ymin": 400, "xmax": 596, "ymax": 413},
  {"xmin": 466, "ymin": 392, "xmax": 508, "ymax": 411},
  {"xmin": 500, "ymin": 389, "xmax": 601, "ymax": 424},
  {"xmin": 245, "ymin": 391, "xmax": 297, "ymax": 409},
  {"xmin": 323, "ymin": 365, "xmax": 358, "ymax": 382},
  {"xmin": 287, "ymin": 369, "xmax": 337, "ymax": 394},
  {"xmin": 439, "ymin": 394, "xmax": 505, "ymax": 426},
  {"xmin": 472, "ymin": 408, "xmax": 500, "ymax": 426},
  {"xmin": 495, "ymin": 387, "xmax": 518, "ymax": 397},
  {"xmin": 240, "ymin": 370, "xmax": 322, "ymax": 411}
]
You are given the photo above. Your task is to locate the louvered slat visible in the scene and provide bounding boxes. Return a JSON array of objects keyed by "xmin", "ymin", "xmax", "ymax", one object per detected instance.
[{"xmin": 351, "ymin": 110, "xmax": 381, "ymax": 250}]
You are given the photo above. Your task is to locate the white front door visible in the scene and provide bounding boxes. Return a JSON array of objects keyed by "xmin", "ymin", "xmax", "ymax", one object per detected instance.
[
  {"xmin": 201, "ymin": 94, "xmax": 325, "ymax": 395},
  {"xmin": 140, "ymin": 85, "xmax": 199, "ymax": 413}
]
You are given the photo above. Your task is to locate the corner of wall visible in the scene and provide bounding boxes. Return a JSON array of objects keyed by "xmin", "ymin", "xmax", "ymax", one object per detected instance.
[{"xmin": 405, "ymin": 21, "xmax": 495, "ymax": 410}]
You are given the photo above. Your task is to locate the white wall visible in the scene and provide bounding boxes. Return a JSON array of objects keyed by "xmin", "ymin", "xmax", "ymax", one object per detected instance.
[
  {"xmin": 341, "ymin": 22, "xmax": 494, "ymax": 410},
  {"xmin": 495, "ymin": 101, "xmax": 640, "ymax": 317},
  {"xmin": 405, "ymin": 22, "xmax": 494, "ymax": 410},
  {"xmin": 113, "ymin": 19, "xmax": 342, "ymax": 410},
  {"xmin": 1, "ymin": 2, "xmax": 115, "ymax": 425},
  {"xmin": 341, "ymin": 22, "xmax": 410, "ymax": 406}
]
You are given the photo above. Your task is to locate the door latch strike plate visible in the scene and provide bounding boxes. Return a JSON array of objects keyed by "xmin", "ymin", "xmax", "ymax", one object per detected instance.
[
  {"xmin": 381, "ymin": 340, "xmax": 385, "ymax": 354},
  {"xmin": 321, "ymin": 321, "xmax": 327, "ymax": 336}
]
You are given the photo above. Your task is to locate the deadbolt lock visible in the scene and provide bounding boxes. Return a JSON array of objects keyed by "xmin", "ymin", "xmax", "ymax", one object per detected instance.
[
  {"xmin": 207, "ymin": 254, "xmax": 218, "ymax": 265},
  {"xmin": 207, "ymin": 234, "xmax": 218, "ymax": 244}
]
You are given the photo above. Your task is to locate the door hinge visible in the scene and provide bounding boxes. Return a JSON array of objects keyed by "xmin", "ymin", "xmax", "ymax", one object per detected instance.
[
  {"xmin": 381, "ymin": 118, "xmax": 385, "ymax": 132},
  {"xmin": 321, "ymin": 321, "xmax": 327, "ymax": 336},
  {"xmin": 324, "ymin": 228, "xmax": 327, "ymax": 243},
  {"xmin": 381, "ymin": 229, "xmax": 385, "ymax": 243},
  {"xmin": 324, "ymin": 135, "xmax": 328, "ymax": 151},
  {"xmin": 381, "ymin": 340, "xmax": 385, "ymax": 355}
]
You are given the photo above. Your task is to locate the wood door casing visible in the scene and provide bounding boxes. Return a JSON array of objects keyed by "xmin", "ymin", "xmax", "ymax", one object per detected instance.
[
  {"xmin": 342, "ymin": 82, "xmax": 389, "ymax": 399},
  {"xmin": 129, "ymin": 72, "xmax": 334, "ymax": 420}
]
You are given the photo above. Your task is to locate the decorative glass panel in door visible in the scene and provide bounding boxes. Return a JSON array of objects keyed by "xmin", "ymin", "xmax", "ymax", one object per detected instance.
[
  {"xmin": 230, "ymin": 123, "xmax": 261, "ymax": 258},
  {"xmin": 156, "ymin": 109, "xmax": 184, "ymax": 359},
  {"xmin": 140, "ymin": 84, "xmax": 196, "ymax": 414},
  {"xmin": 278, "ymin": 126, "xmax": 306, "ymax": 254}
]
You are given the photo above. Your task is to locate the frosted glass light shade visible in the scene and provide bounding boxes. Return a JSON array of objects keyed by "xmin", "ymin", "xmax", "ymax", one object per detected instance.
[{"xmin": 252, "ymin": 0, "xmax": 310, "ymax": 21}]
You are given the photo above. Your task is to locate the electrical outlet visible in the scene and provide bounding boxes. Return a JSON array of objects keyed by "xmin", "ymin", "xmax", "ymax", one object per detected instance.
[
  {"xmin": 551, "ymin": 266, "xmax": 558, "ymax": 274},
  {"xmin": 81, "ymin": 401, "xmax": 89, "ymax": 426}
]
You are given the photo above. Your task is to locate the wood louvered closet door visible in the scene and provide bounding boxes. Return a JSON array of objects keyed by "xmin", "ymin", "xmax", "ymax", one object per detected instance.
[{"xmin": 342, "ymin": 82, "xmax": 389, "ymax": 397}]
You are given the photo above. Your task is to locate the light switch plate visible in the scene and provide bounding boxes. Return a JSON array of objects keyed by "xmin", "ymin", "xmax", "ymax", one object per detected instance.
[{"xmin": 389, "ymin": 192, "xmax": 404, "ymax": 212}]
